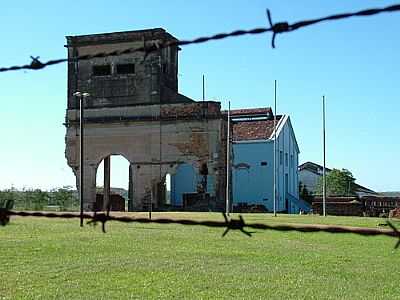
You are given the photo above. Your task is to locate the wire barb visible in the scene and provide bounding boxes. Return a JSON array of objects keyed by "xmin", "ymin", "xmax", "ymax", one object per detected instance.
[
  {"xmin": 29, "ymin": 56, "xmax": 45, "ymax": 70},
  {"xmin": 222, "ymin": 213, "xmax": 252, "ymax": 237},
  {"xmin": 0, "ymin": 208, "xmax": 10, "ymax": 226},
  {"xmin": 266, "ymin": 9, "xmax": 290, "ymax": 48},
  {"xmin": 87, "ymin": 211, "xmax": 109, "ymax": 233},
  {"xmin": 387, "ymin": 221, "xmax": 400, "ymax": 249}
]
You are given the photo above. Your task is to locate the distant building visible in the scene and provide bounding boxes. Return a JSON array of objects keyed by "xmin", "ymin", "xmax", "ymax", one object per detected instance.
[
  {"xmin": 298, "ymin": 161, "xmax": 377, "ymax": 197},
  {"xmin": 230, "ymin": 108, "xmax": 309, "ymax": 213}
]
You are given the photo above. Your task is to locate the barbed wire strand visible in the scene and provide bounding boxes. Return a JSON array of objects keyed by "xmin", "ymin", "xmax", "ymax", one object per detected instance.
[
  {"xmin": 1, "ymin": 4, "xmax": 400, "ymax": 250},
  {"xmin": 1, "ymin": 209, "xmax": 399, "ymax": 249},
  {"xmin": 0, "ymin": 3, "xmax": 399, "ymax": 73}
]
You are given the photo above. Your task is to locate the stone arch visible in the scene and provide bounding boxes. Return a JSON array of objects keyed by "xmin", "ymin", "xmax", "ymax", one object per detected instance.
[{"xmin": 95, "ymin": 154, "xmax": 131, "ymax": 211}]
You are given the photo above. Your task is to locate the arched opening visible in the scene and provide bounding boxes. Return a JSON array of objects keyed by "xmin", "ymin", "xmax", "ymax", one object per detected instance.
[{"xmin": 95, "ymin": 155, "xmax": 131, "ymax": 211}]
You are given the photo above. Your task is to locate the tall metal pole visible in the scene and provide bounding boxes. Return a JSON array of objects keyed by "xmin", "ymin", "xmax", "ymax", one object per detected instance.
[
  {"xmin": 79, "ymin": 94, "xmax": 84, "ymax": 226},
  {"xmin": 273, "ymin": 80, "xmax": 277, "ymax": 217},
  {"xmin": 322, "ymin": 95, "xmax": 327, "ymax": 217},
  {"xmin": 226, "ymin": 101, "xmax": 231, "ymax": 216},
  {"xmin": 202, "ymin": 75, "xmax": 205, "ymax": 101},
  {"xmin": 74, "ymin": 92, "xmax": 89, "ymax": 226}
]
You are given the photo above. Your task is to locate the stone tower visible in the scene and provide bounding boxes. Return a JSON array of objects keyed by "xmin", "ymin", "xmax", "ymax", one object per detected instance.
[{"xmin": 64, "ymin": 28, "xmax": 227, "ymax": 211}]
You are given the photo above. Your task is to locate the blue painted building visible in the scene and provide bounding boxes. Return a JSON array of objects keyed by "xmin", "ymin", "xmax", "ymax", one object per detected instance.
[
  {"xmin": 168, "ymin": 106, "xmax": 309, "ymax": 213},
  {"xmin": 231, "ymin": 108, "xmax": 309, "ymax": 213}
]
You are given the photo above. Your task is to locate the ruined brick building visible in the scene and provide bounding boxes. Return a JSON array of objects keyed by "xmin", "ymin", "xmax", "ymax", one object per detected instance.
[
  {"xmin": 65, "ymin": 28, "xmax": 228, "ymax": 211},
  {"xmin": 64, "ymin": 28, "xmax": 302, "ymax": 212}
]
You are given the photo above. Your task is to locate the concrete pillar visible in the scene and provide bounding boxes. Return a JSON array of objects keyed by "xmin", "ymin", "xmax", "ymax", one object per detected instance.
[
  {"xmin": 103, "ymin": 156, "xmax": 111, "ymax": 211},
  {"xmin": 133, "ymin": 164, "xmax": 155, "ymax": 210},
  {"xmin": 76, "ymin": 163, "xmax": 97, "ymax": 211}
]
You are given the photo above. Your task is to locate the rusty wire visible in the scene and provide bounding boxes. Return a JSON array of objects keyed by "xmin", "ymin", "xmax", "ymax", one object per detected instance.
[
  {"xmin": 1, "ymin": 209, "xmax": 399, "ymax": 249},
  {"xmin": 0, "ymin": 3, "xmax": 400, "ymax": 73}
]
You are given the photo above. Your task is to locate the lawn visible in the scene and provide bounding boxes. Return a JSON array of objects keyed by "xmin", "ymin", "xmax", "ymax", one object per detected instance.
[{"xmin": 0, "ymin": 213, "xmax": 399, "ymax": 299}]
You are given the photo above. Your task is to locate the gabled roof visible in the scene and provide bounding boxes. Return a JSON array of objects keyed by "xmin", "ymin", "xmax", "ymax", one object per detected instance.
[
  {"xmin": 299, "ymin": 161, "xmax": 331, "ymax": 174},
  {"xmin": 225, "ymin": 107, "xmax": 299, "ymax": 153},
  {"xmin": 232, "ymin": 116, "xmax": 282, "ymax": 141},
  {"xmin": 223, "ymin": 107, "xmax": 279, "ymax": 141}
]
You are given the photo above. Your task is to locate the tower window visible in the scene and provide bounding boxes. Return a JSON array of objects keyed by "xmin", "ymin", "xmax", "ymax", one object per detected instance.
[
  {"xmin": 116, "ymin": 63, "xmax": 135, "ymax": 75},
  {"xmin": 93, "ymin": 65, "xmax": 111, "ymax": 76}
]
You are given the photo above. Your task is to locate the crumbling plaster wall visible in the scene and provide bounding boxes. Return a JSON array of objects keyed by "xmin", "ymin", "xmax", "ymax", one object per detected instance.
[{"xmin": 65, "ymin": 102, "xmax": 226, "ymax": 210}]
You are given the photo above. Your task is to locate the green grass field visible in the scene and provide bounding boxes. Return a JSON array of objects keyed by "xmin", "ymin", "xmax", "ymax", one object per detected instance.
[{"xmin": 1, "ymin": 213, "xmax": 399, "ymax": 299}]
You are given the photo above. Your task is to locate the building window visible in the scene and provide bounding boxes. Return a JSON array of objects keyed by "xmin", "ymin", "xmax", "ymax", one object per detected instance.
[
  {"xmin": 260, "ymin": 162, "xmax": 267, "ymax": 166},
  {"xmin": 285, "ymin": 153, "xmax": 288, "ymax": 167},
  {"xmin": 116, "ymin": 63, "xmax": 135, "ymax": 75},
  {"xmin": 290, "ymin": 155, "xmax": 294, "ymax": 168},
  {"xmin": 93, "ymin": 65, "xmax": 111, "ymax": 76},
  {"xmin": 280, "ymin": 151, "xmax": 283, "ymax": 165}
]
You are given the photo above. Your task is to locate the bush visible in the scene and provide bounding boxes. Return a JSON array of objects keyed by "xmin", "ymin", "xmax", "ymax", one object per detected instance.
[{"xmin": 0, "ymin": 187, "xmax": 78, "ymax": 211}]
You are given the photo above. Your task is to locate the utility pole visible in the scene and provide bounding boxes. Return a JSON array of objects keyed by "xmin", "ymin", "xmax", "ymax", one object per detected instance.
[
  {"xmin": 322, "ymin": 95, "xmax": 327, "ymax": 217},
  {"xmin": 226, "ymin": 101, "xmax": 231, "ymax": 216},
  {"xmin": 273, "ymin": 80, "xmax": 277, "ymax": 217},
  {"xmin": 202, "ymin": 74, "xmax": 205, "ymax": 101},
  {"xmin": 74, "ymin": 91, "xmax": 90, "ymax": 226}
]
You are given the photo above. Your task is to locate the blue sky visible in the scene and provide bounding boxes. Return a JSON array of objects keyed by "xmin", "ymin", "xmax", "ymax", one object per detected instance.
[{"xmin": 0, "ymin": 0, "xmax": 399, "ymax": 191}]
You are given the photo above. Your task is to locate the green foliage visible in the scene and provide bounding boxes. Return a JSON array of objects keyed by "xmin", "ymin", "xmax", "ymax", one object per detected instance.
[
  {"xmin": 49, "ymin": 186, "xmax": 79, "ymax": 211},
  {"xmin": 0, "ymin": 188, "xmax": 19, "ymax": 208},
  {"xmin": 316, "ymin": 168, "xmax": 356, "ymax": 196},
  {"xmin": 0, "ymin": 186, "xmax": 78, "ymax": 211}
]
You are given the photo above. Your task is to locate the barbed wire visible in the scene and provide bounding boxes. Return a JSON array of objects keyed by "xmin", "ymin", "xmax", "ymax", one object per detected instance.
[
  {"xmin": 1, "ymin": 209, "xmax": 399, "ymax": 249},
  {"xmin": 1, "ymin": 4, "xmax": 400, "ymax": 250},
  {"xmin": 0, "ymin": 3, "xmax": 399, "ymax": 73}
]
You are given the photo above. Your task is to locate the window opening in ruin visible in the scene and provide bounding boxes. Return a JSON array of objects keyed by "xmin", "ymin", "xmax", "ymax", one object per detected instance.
[
  {"xmin": 96, "ymin": 155, "xmax": 130, "ymax": 212},
  {"xmin": 92, "ymin": 65, "xmax": 111, "ymax": 76},
  {"xmin": 116, "ymin": 63, "xmax": 135, "ymax": 75}
]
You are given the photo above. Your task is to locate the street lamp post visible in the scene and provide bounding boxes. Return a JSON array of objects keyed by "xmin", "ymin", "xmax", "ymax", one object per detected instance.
[
  {"xmin": 322, "ymin": 95, "xmax": 326, "ymax": 217},
  {"xmin": 73, "ymin": 91, "xmax": 90, "ymax": 227}
]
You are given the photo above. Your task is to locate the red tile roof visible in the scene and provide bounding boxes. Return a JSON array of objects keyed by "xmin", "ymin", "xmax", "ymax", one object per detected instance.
[
  {"xmin": 222, "ymin": 107, "xmax": 272, "ymax": 116},
  {"xmin": 232, "ymin": 116, "xmax": 282, "ymax": 141}
]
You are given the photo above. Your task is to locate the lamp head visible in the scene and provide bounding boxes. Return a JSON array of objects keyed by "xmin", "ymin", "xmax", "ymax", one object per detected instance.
[{"xmin": 73, "ymin": 91, "xmax": 90, "ymax": 98}]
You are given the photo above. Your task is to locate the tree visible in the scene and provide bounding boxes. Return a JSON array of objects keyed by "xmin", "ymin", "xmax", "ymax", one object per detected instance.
[
  {"xmin": 49, "ymin": 186, "xmax": 78, "ymax": 211},
  {"xmin": 23, "ymin": 189, "xmax": 50, "ymax": 210},
  {"xmin": 315, "ymin": 168, "xmax": 356, "ymax": 196}
]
